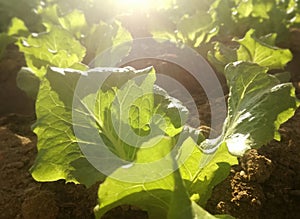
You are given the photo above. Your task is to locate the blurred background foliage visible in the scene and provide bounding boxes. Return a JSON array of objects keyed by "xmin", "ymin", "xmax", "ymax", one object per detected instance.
[{"xmin": 0, "ymin": 0, "xmax": 300, "ymax": 65}]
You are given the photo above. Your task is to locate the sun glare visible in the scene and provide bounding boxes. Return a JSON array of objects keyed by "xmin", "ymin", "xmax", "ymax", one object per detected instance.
[{"xmin": 115, "ymin": 0, "xmax": 153, "ymax": 11}]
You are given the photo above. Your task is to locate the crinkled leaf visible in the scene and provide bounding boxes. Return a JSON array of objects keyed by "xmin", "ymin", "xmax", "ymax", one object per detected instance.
[
  {"xmin": 16, "ymin": 25, "xmax": 86, "ymax": 77},
  {"xmin": 73, "ymin": 66, "xmax": 187, "ymax": 164},
  {"xmin": 236, "ymin": 29, "xmax": 292, "ymax": 69},
  {"xmin": 200, "ymin": 62, "xmax": 299, "ymax": 156},
  {"xmin": 58, "ymin": 9, "xmax": 87, "ymax": 37},
  {"xmin": 235, "ymin": 0, "xmax": 273, "ymax": 19},
  {"xmin": 30, "ymin": 67, "xmax": 104, "ymax": 187},
  {"xmin": 38, "ymin": 5, "xmax": 88, "ymax": 39},
  {"xmin": 7, "ymin": 17, "xmax": 29, "ymax": 36},
  {"xmin": 31, "ymin": 66, "xmax": 150, "ymax": 186},
  {"xmin": 153, "ymin": 85, "xmax": 189, "ymax": 137},
  {"xmin": 31, "ymin": 66, "xmax": 188, "ymax": 188},
  {"xmin": 209, "ymin": 30, "xmax": 293, "ymax": 72}
]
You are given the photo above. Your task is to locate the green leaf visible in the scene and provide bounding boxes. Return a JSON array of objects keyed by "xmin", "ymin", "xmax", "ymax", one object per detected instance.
[
  {"xmin": 251, "ymin": 0, "xmax": 273, "ymax": 19},
  {"xmin": 84, "ymin": 20, "xmax": 132, "ymax": 65},
  {"xmin": 200, "ymin": 62, "xmax": 299, "ymax": 156},
  {"xmin": 58, "ymin": 9, "xmax": 87, "ymax": 37},
  {"xmin": 177, "ymin": 10, "xmax": 217, "ymax": 47},
  {"xmin": 32, "ymin": 64, "xmax": 236, "ymax": 218},
  {"xmin": 93, "ymin": 137, "xmax": 182, "ymax": 219},
  {"xmin": 31, "ymin": 66, "xmax": 188, "ymax": 188},
  {"xmin": 95, "ymin": 135, "xmax": 237, "ymax": 219},
  {"xmin": 150, "ymin": 6, "xmax": 218, "ymax": 48},
  {"xmin": 234, "ymin": 0, "xmax": 274, "ymax": 19},
  {"xmin": 30, "ymin": 67, "xmax": 104, "ymax": 187},
  {"xmin": 168, "ymin": 169, "xmax": 193, "ymax": 219},
  {"xmin": 192, "ymin": 201, "xmax": 235, "ymax": 219},
  {"xmin": 16, "ymin": 25, "xmax": 86, "ymax": 77},
  {"xmin": 153, "ymin": 85, "xmax": 189, "ymax": 137},
  {"xmin": 274, "ymin": 71, "xmax": 291, "ymax": 83},
  {"xmin": 181, "ymin": 141, "xmax": 237, "ymax": 206},
  {"xmin": 7, "ymin": 17, "xmax": 29, "ymax": 36},
  {"xmin": 208, "ymin": 42, "xmax": 238, "ymax": 73},
  {"xmin": 168, "ymin": 168, "xmax": 229, "ymax": 219},
  {"xmin": 236, "ymin": 29, "xmax": 292, "ymax": 69},
  {"xmin": 235, "ymin": 0, "xmax": 253, "ymax": 18},
  {"xmin": 39, "ymin": 5, "xmax": 88, "ymax": 39},
  {"xmin": 31, "ymin": 66, "xmax": 153, "ymax": 186},
  {"xmin": 95, "ymin": 67, "xmax": 158, "ymax": 161}
]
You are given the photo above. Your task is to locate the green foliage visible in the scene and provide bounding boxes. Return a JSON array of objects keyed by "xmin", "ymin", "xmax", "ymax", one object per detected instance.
[
  {"xmin": 208, "ymin": 29, "xmax": 293, "ymax": 72},
  {"xmin": 150, "ymin": 0, "xmax": 219, "ymax": 54},
  {"xmin": 0, "ymin": 0, "xmax": 41, "ymax": 32},
  {"xmin": 214, "ymin": 0, "xmax": 300, "ymax": 42},
  {"xmin": 200, "ymin": 62, "xmax": 299, "ymax": 156},
  {"xmin": 235, "ymin": 30, "xmax": 292, "ymax": 69},
  {"xmin": 94, "ymin": 135, "xmax": 236, "ymax": 219},
  {"xmin": 2, "ymin": 0, "xmax": 299, "ymax": 218},
  {"xmin": 31, "ymin": 63, "xmax": 298, "ymax": 217},
  {"xmin": 150, "ymin": 0, "xmax": 300, "ymax": 53},
  {"xmin": 17, "ymin": 25, "xmax": 87, "ymax": 77},
  {"xmin": 30, "ymin": 67, "xmax": 104, "ymax": 187}
]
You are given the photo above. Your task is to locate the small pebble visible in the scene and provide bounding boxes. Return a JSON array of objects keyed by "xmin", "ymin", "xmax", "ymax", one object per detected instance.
[{"xmin": 240, "ymin": 170, "xmax": 246, "ymax": 176}]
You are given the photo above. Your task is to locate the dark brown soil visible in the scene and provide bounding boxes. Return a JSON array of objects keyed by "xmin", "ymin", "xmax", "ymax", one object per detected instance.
[
  {"xmin": 0, "ymin": 45, "xmax": 34, "ymax": 116},
  {"xmin": 0, "ymin": 47, "xmax": 300, "ymax": 219}
]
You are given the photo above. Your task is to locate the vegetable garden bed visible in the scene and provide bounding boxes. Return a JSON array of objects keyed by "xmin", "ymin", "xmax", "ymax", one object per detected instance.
[
  {"xmin": 1, "ymin": 1, "xmax": 300, "ymax": 219},
  {"xmin": 1, "ymin": 49, "xmax": 300, "ymax": 219}
]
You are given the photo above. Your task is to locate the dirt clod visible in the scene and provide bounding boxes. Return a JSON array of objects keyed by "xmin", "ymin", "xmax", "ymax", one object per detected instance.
[{"xmin": 240, "ymin": 149, "xmax": 273, "ymax": 183}]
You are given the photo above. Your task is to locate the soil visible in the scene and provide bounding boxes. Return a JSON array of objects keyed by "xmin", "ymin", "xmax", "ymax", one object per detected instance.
[{"xmin": 0, "ymin": 45, "xmax": 300, "ymax": 219}]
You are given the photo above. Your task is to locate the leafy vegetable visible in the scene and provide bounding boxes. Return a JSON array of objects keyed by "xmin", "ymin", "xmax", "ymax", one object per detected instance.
[
  {"xmin": 31, "ymin": 62, "xmax": 298, "ymax": 218},
  {"xmin": 17, "ymin": 25, "xmax": 87, "ymax": 77},
  {"xmin": 150, "ymin": 1, "xmax": 218, "ymax": 52},
  {"xmin": 30, "ymin": 67, "xmax": 103, "ymax": 187},
  {"xmin": 235, "ymin": 29, "xmax": 292, "ymax": 69},
  {"xmin": 31, "ymin": 66, "xmax": 187, "ymax": 186},
  {"xmin": 208, "ymin": 29, "xmax": 293, "ymax": 72},
  {"xmin": 5, "ymin": 1, "xmax": 299, "ymax": 219},
  {"xmin": 94, "ymin": 138, "xmax": 236, "ymax": 219},
  {"xmin": 200, "ymin": 62, "xmax": 299, "ymax": 156}
]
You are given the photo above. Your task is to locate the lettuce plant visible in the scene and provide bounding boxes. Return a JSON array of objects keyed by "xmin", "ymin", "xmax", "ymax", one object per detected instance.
[
  {"xmin": 9, "ymin": 1, "xmax": 300, "ymax": 218},
  {"xmin": 29, "ymin": 62, "xmax": 298, "ymax": 218}
]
